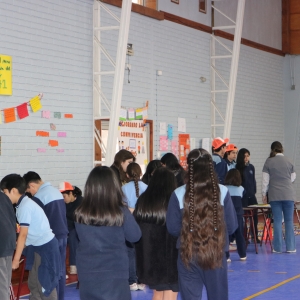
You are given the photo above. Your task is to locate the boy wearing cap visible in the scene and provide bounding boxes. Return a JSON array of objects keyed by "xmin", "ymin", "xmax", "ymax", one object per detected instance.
[
  {"xmin": 212, "ymin": 137, "xmax": 229, "ymax": 184},
  {"xmin": 0, "ymin": 174, "xmax": 61, "ymax": 300},
  {"xmin": 59, "ymin": 182, "xmax": 83, "ymax": 275},
  {"xmin": 23, "ymin": 172, "xmax": 68, "ymax": 300},
  {"xmin": 224, "ymin": 144, "xmax": 238, "ymax": 170}
]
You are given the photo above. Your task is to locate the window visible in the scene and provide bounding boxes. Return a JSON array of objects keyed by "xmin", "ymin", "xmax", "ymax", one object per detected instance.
[{"xmin": 132, "ymin": 0, "xmax": 157, "ymax": 10}]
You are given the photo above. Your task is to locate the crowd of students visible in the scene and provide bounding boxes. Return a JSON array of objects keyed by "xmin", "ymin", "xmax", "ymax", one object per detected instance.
[{"xmin": 0, "ymin": 138, "xmax": 296, "ymax": 300}]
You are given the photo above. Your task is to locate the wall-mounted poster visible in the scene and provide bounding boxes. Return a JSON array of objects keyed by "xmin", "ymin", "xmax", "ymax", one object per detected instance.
[
  {"xmin": 118, "ymin": 120, "xmax": 148, "ymax": 172},
  {"xmin": 179, "ymin": 133, "xmax": 190, "ymax": 170},
  {"xmin": 0, "ymin": 54, "xmax": 12, "ymax": 95}
]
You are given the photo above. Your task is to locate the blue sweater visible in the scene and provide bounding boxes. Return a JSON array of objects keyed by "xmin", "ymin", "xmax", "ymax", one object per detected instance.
[
  {"xmin": 212, "ymin": 154, "xmax": 228, "ymax": 184},
  {"xmin": 75, "ymin": 206, "xmax": 141, "ymax": 281},
  {"xmin": 166, "ymin": 184, "xmax": 237, "ymax": 250},
  {"xmin": 34, "ymin": 182, "xmax": 68, "ymax": 239},
  {"xmin": 225, "ymin": 185, "xmax": 245, "ymax": 216},
  {"xmin": 241, "ymin": 164, "xmax": 256, "ymax": 198}
]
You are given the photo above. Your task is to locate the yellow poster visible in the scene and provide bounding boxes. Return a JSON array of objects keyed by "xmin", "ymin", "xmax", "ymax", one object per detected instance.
[{"xmin": 0, "ymin": 54, "xmax": 12, "ymax": 95}]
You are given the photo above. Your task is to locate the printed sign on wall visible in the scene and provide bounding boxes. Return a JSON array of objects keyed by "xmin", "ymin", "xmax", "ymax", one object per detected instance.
[{"xmin": 118, "ymin": 120, "xmax": 148, "ymax": 172}]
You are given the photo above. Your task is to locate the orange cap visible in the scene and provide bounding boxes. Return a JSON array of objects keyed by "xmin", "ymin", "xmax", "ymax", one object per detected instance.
[
  {"xmin": 212, "ymin": 137, "xmax": 229, "ymax": 150},
  {"xmin": 59, "ymin": 182, "xmax": 74, "ymax": 193},
  {"xmin": 226, "ymin": 144, "xmax": 238, "ymax": 152}
]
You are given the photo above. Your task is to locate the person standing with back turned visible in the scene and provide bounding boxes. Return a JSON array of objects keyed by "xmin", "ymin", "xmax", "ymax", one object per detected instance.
[
  {"xmin": 262, "ymin": 141, "xmax": 296, "ymax": 253},
  {"xmin": 23, "ymin": 171, "xmax": 68, "ymax": 300}
]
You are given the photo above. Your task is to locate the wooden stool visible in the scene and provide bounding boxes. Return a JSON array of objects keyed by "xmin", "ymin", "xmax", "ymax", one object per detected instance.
[
  {"xmin": 294, "ymin": 201, "xmax": 300, "ymax": 226},
  {"xmin": 243, "ymin": 208, "xmax": 258, "ymax": 254}
]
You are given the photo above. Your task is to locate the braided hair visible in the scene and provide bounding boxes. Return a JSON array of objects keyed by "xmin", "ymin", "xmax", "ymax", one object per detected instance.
[
  {"xmin": 180, "ymin": 148, "xmax": 226, "ymax": 270},
  {"xmin": 126, "ymin": 162, "xmax": 142, "ymax": 198}
]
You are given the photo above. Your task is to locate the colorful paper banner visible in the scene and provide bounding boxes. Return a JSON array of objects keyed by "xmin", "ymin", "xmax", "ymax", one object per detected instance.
[
  {"xmin": 4, "ymin": 107, "xmax": 16, "ymax": 123},
  {"xmin": 17, "ymin": 103, "xmax": 29, "ymax": 119}
]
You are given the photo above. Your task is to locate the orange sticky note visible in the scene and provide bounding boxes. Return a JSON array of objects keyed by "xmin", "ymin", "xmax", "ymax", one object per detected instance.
[
  {"xmin": 36, "ymin": 131, "xmax": 49, "ymax": 137},
  {"xmin": 4, "ymin": 107, "xmax": 16, "ymax": 123},
  {"xmin": 49, "ymin": 140, "xmax": 59, "ymax": 147},
  {"xmin": 64, "ymin": 114, "xmax": 73, "ymax": 118}
]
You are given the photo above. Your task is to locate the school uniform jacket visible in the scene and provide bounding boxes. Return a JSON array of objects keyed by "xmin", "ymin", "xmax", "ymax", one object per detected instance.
[
  {"xmin": 212, "ymin": 154, "xmax": 228, "ymax": 184},
  {"xmin": 166, "ymin": 184, "xmax": 238, "ymax": 248}
]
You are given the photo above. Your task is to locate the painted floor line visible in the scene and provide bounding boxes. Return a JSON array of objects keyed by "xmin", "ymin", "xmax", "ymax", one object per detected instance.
[{"xmin": 243, "ymin": 274, "xmax": 300, "ymax": 299}]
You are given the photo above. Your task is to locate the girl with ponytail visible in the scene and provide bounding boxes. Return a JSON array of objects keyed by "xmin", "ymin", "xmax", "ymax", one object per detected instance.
[
  {"xmin": 121, "ymin": 162, "xmax": 148, "ymax": 291},
  {"xmin": 166, "ymin": 148, "xmax": 237, "ymax": 300}
]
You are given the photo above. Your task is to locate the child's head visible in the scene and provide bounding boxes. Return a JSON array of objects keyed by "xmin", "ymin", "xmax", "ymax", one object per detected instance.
[
  {"xmin": 237, "ymin": 148, "xmax": 250, "ymax": 165},
  {"xmin": 161, "ymin": 152, "xmax": 182, "ymax": 171},
  {"xmin": 270, "ymin": 141, "xmax": 283, "ymax": 157},
  {"xmin": 113, "ymin": 149, "xmax": 135, "ymax": 172},
  {"xmin": 224, "ymin": 169, "xmax": 242, "ymax": 187},
  {"xmin": 23, "ymin": 171, "xmax": 42, "ymax": 196},
  {"xmin": 180, "ymin": 148, "xmax": 225, "ymax": 269},
  {"xmin": 59, "ymin": 182, "xmax": 82, "ymax": 203},
  {"xmin": 224, "ymin": 144, "xmax": 238, "ymax": 162},
  {"xmin": 142, "ymin": 160, "xmax": 162, "ymax": 184},
  {"xmin": 212, "ymin": 137, "xmax": 229, "ymax": 158},
  {"xmin": 0, "ymin": 174, "xmax": 27, "ymax": 204},
  {"xmin": 75, "ymin": 166, "xmax": 124, "ymax": 226},
  {"xmin": 126, "ymin": 162, "xmax": 142, "ymax": 198}
]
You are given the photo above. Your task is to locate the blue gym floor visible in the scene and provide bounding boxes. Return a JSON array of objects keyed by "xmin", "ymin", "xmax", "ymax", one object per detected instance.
[{"xmin": 21, "ymin": 236, "xmax": 300, "ymax": 300}]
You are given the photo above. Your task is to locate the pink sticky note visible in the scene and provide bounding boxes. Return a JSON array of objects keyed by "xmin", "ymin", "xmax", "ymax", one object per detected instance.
[
  {"xmin": 56, "ymin": 149, "xmax": 65, "ymax": 153},
  {"xmin": 57, "ymin": 132, "xmax": 67, "ymax": 137},
  {"xmin": 42, "ymin": 110, "xmax": 50, "ymax": 119},
  {"xmin": 37, "ymin": 148, "xmax": 46, "ymax": 153}
]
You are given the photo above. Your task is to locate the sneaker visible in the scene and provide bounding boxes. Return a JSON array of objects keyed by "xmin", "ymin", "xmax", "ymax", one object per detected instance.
[
  {"xmin": 229, "ymin": 245, "xmax": 237, "ymax": 251},
  {"xmin": 69, "ymin": 265, "xmax": 77, "ymax": 275},
  {"xmin": 130, "ymin": 283, "xmax": 138, "ymax": 291},
  {"xmin": 137, "ymin": 283, "xmax": 145, "ymax": 290},
  {"xmin": 240, "ymin": 257, "xmax": 247, "ymax": 261},
  {"xmin": 287, "ymin": 249, "xmax": 297, "ymax": 253},
  {"xmin": 272, "ymin": 249, "xmax": 282, "ymax": 253},
  {"xmin": 227, "ymin": 258, "xmax": 231, "ymax": 262}
]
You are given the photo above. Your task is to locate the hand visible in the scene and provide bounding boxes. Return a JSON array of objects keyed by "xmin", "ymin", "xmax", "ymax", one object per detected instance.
[
  {"xmin": 262, "ymin": 196, "xmax": 267, "ymax": 204},
  {"xmin": 12, "ymin": 259, "xmax": 20, "ymax": 270}
]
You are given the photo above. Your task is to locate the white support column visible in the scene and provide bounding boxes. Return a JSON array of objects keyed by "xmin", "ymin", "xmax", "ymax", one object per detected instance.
[
  {"xmin": 223, "ymin": 0, "xmax": 246, "ymax": 139},
  {"xmin": 105, "ymin": 0, "xmax": 132, "ymax": 166}
]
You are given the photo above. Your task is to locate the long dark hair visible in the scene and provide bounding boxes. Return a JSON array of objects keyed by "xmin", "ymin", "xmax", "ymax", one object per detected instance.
[
  {"xmin": 224, "ymin": 169, "xmax": 242, "ymax": 187},
  {"xmin": 236, "ymin": 148, "xmax": 250, "ymax": 180},
  {"xmin": 180, "ymin": 148, "xmax": 225, "ymax": 270},
  {"xmin": 269, "ymin": 141, "xmax": 283, "ymax": 158},
  {"xmin": 75, "ymin": 166, "xmax": 124, "ymax": 226},
  {"xmin": 126, "ymin": 163, "xmax": 142, "ymax": 198},
  {"xmin": 112, "ymin": 150, "xmax": 135, "ymax": 183},
  {"xmin": 141, "ymin": 160, "xmax": 162, "ymax": 184},
  {"xmin": 161, "ymin": 153, "xmax": 184, "ymax": 172},
  {"xmin": 134, "ymin": 168, "xmax": 177, "ymax": 225}
]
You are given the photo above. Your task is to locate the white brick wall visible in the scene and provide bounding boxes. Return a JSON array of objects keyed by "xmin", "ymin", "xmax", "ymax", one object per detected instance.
[
  {"xmin": 0, "ymin": 1, "xmax": 285, "ymax": 200},
  {"xmin": 101, "ymin": 4, "xmax": 284, "ymax": 201},
  {"xmin": 0, "ymin": 0, "xmax": 93, "ymax": 190}
]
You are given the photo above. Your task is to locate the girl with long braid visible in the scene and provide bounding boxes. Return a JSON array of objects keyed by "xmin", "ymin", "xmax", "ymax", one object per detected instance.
[
  {"xmin": 166, "ymin": 148, "xmax": 237, "ymax": 300},
  {"xmin": 122, "ymin": 162, "xmax": 147, "ymax": 291}
]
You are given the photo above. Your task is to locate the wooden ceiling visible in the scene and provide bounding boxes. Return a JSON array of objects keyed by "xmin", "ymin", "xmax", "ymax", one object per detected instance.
[{"xmin": 282, "ymin": 0, "xmax": 300, "ymax": 54}]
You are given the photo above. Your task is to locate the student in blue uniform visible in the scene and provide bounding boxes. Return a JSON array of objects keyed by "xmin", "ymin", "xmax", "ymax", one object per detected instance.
[
  {"xmin": 212, "ymin": 137, "xmax": 229, "ymax": 184},
  {"xmin": 1, "ymin": 174, "xmax": 61, "ymax": 300},
  {"xmin": 74, "ymin": 166, "xmax": 141, "ymax": 300},
  {"xmin": 236, "ymin": 148, "xmax": 260, "ymax": 243},
  {"xmin": 122, "ymin": 162, "xmax": 147, "ymax": 291},
  {"xmin": 166, "ymin": 148, "xmax": 237, "ymax": 300},
  {"xmin": 224, "ymin": 169, "xmax": 247, "ymax": 260},
  {"xmin": 224, "ymin": 144, "xmax": 238, "ymax": 170},
  {"xmin": 59, "ymin": 182, "xmax": 83, "ymax": 275},
  {"xmin": 23, "ymin": 171, "xmax": 68, "ymax": 300},
  {"xmin": 0, "ymin": 192, "xmax": 16, "ymax": 300}
]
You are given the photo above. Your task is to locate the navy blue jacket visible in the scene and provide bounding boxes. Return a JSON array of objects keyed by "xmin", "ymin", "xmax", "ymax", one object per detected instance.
[
  {"xmin": 75, "ymin": 206, "xmax": 141, "ymax": 281},
  {"xmin": 212, "ymin": 154, "xmax": 228, "ymax": 184},
  {"xmin": 241, "ymin": 164, "xmax": 256, "ymax": 198}
]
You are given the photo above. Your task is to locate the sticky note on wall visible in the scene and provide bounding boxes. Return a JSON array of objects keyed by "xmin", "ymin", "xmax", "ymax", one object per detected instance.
[
  {"xmin": 49, "ymin": 140, "xmax": 59, "ymax": 147},
  {"xmin": 64, "ymin": 114, "xmax": 73, "ymax": 118},
  {"xmin": 42, "ymin": 110, "xmax": 50, "ymax": 119},
  {"xmin": 36, "ymin": 131, "xmax": 49, "ymax": 137},
  {"xmin": 57, "ymin": 132, "xmax": 67, "ymax": 137}
]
